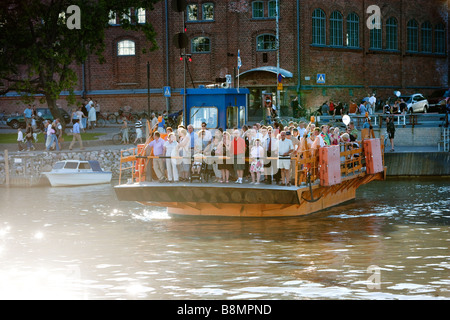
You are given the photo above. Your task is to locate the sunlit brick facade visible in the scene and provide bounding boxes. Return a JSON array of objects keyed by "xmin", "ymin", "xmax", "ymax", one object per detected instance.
[{"xmin": 1, "ymin": 0, "xmax": 448, "ymax": 118}]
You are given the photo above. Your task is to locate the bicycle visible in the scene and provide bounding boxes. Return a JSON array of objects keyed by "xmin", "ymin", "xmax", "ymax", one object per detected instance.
[
  {"xmin": 112, "ymin": 128, "xmax": 136, "ymax": 145},
  {"xmin": 116, "ymin": 107, "xmax": 138, "ymax": 124},
  {"xmin": 95, "ymin": 112, "xmax": 108, "ymax": 128},
  {"xmin": 107, "ymin": 112, "xmax": 118, "ymax": 124}
]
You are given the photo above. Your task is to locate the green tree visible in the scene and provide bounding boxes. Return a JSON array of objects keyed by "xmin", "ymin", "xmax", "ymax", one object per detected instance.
[{"xmin": 0, "ymin": 0, "xmax": 159, "ymax": 128}]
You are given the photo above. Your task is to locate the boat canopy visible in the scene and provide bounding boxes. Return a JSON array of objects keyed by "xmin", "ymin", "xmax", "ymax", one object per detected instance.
[{"xmin": 88, "ymin": 160, "xmax": 103, "ymax": 172}]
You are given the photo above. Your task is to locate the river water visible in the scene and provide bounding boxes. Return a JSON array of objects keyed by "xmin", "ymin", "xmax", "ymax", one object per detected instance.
[{"xmin": 0, "ymin": 178, "xmax": 449, "ymax": 300}]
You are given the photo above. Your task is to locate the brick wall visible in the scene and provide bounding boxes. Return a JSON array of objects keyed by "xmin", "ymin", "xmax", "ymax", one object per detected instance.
[{"xmin": 0, "ymin": 0, "xmax": 448, "ymax": 116}]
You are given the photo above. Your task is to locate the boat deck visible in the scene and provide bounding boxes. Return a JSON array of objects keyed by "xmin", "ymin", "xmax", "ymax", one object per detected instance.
[{"xmin": 119, "ymin": 180, "xmax": 305, "ymax": 190}]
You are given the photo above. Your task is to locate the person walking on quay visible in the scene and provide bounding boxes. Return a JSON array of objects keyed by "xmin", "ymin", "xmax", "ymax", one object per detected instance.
[
  {"xmin": 69, "ymin": 119, "xmax": 84, "ymax": 150},
  {"xmin": 88, "ymin": 104, "xmax": 96, "ymax": 130},
  {"xmin": 55, "ymin": 119, "xmax": 63, "ymax": 150},
  {"xmin": 386, "ymin": 116, "xmax": 396, "ymax": 152},
  {"xmin": 23, "ymin": 105, "xmax": 33, "ymax": 126},
  {"xmin": 134, "ymin": 117, "xmax": 144, "ymax": 144},
  {"xmin": 25, "ymin": 123, "xmax": 35, "ymax": 151},
  {"xmin": 121, "ymin": 118, "xmax": 129, "ymax": 145},
  {"xmin": 46, "ymin": 122, "xmax": 60, "ymax": 151},
  {"xmin": 17, "ymin": 127, "xmax": 24, "ymax": 151}
]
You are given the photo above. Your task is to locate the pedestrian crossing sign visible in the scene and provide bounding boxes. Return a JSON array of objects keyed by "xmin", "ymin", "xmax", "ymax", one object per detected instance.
[
  {"xmin": 317, "ymin": 74, "xmax": 326, "ymax": 84},
  {"xmin": 163, "ymin": 86, "xmax": 171, "ymax": 97}
]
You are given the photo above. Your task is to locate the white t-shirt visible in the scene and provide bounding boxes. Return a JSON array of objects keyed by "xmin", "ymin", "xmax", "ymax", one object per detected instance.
[{"xmin": 277, "ymin": 138, "xmax": 293, "ymax": 156}]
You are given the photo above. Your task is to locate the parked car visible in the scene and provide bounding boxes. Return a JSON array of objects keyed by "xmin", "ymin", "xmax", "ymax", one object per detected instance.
[
  {"xmin": 6, "ymin": 108, "xmax": 71, "ymax": 129},
  {"xmin": 428, "ymin": 88, "xmax": 450, "ymax": 113},
  {"xmin": 399, "ymin": 94, "xmax": 429, "ymax": 113}
]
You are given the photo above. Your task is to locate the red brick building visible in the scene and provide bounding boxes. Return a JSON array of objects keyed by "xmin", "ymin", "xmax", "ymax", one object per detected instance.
[{"xmin": 1, "ymin": 0, "xmax": 448, "ymax": 118}]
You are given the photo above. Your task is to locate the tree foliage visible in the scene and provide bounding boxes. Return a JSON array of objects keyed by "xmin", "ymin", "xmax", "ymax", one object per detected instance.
[{"xmin": 0, "ymin": 0, "xmax": 160, "ymax": 123}]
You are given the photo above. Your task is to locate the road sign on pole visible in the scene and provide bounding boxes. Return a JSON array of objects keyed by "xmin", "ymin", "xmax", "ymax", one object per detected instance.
[
  {"xmin": 163, "ymin": 86, "xmax": 171, "ymax": 97},
  {"xmin": 317, "ymin": 74, "xmax": 326, "ymax": 84}
]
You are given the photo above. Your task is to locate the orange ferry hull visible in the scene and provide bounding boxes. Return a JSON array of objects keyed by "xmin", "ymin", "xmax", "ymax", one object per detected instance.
[{"xmin": 114, "ymin": 170, "xmax": 385, "ymax": 218}]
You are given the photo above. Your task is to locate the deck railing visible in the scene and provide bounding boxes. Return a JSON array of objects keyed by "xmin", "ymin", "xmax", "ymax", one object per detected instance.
[{"xmin": 119, "ymin": 137, "xmax": 384, "ymax": 187}]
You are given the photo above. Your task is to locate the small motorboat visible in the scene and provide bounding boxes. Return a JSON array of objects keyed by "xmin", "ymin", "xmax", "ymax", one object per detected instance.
[{"xmin": 43, "ymin": 160, "xmax": 112, "ymax": 187}]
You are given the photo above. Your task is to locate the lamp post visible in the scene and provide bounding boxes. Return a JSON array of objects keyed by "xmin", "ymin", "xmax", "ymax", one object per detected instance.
[
  {"xmin": 276, "ymin": 0, "xmax": 281, "ymax": 117},
  {"xmin": 147, "ymin": 61, "xmax": 150, "ymax": 118}
]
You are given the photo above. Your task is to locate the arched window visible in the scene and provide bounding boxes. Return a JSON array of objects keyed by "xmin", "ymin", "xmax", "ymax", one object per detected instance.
[
  {"xmin": 117, "ymin": 40, "xmax": 135, "ymax": 56},
  {"xmin": 330, "ymin": 11, "xmax": 343, "ymax": 46},
  {"xmin": 386, "ymin": 17, "xmax": 398, "ymax": 50},
  {"xmin": 435, "ymin": 23, "xmax": 446, "ymax": 54},
  {"xmin": 191, "ymin": 37, "xmax": 211, "ymax": 53},
  {"xmin": 312, "ymin": 9, "xmax": 326, "ymax": 45},
  {"xmin": 407, "ymin": 20, "xmax": 419, "ymax": 52},
  {"xmin": 346, "ymin": 12, "xmax": 359, "ymax": 48},
  {"xmin": 256, "ymin": 34, "xmax": 277, "ymax": 51},
  {"xmin": 370, "ymin": 18, "xmax": 382, "ymax": 49},
  {"xmin": 421, "ymin": 21, "xmax": 432, "ymax": 53}
]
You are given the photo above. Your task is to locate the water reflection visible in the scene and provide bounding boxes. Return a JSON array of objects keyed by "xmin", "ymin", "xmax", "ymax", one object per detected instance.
[{"xmin": 0, "ymin": 178, "xmax": 449, "ymax": 299}]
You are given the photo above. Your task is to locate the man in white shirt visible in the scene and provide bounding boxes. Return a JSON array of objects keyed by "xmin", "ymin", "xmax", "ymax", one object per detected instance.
[
  {"xmin": 297, "ymin": 122, "xmax": 306, "ymax": 138},
  {"xmin": 277, "ymin": 131, "xmax": 294, "ymax": 186},
  {"xmin": 368, "ymin": 93, "xmax": 376, "ymax": 114},
  {"xmin": 201, "ymin": 122, "xmax": 212, "ymax": 142}
]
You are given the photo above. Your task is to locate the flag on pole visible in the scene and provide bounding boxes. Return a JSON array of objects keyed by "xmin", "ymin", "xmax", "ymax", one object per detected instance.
[
  {"xmin": 237, "ymin": 49, "xmax": 241, "ymax": 89},
  {"xmin": 237, "ymin": 49, "xmax": 242, "ymax": 70}
]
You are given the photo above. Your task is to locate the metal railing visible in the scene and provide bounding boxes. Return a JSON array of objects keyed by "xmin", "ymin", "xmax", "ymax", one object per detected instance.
[
  {"xmin": 118, "ymin": 138, "xmax": 383, "ymax": 188},
  {"xmin": 299, "ymin": 113, "xmax": 446, "ymax": 128},
  {"xmin": 438, "ymin": 127, "xmax": 449, "ymax": 152}
]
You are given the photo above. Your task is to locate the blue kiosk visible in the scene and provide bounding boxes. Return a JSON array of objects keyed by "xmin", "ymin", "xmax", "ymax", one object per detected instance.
[{"xmin": 181, "ymin": 87, "xmax": 250, "ymax": 130}]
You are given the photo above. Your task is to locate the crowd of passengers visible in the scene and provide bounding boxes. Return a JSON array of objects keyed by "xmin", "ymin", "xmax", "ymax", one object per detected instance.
[{"xmin": 143, "ymin": 120, "xmax": 361, "ymax": 186}]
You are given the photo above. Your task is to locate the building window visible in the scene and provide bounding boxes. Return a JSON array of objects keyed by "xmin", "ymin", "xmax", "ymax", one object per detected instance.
[
  {"xmin": 330, "ymin": 11, "xmax": 343, "ymax": 46},
  {"xmin": 407, "ymin": 19, "xmax": 419, "ymax": 52},
  {"xmin": 122, "ymin": 8, "xmax": 131, "ymax": 23},
  {"xmin": 312, "ymin": 8, "xmax": 326, "ymax": 45},
  {"xmin": 346, "ymin": 12, "xmax": 359, "ymax": 48},
  {"xmin": 257, "ymin": 34, "xmax": 277, "ymax": 51},
  {"xmin": 187, "ymin": 4, "xmax": 198, "ymax": 21},
  {"xmin": 421, "ymin": 21, "xmax": 432, "ymax": 53},
  {"xmin": 136, "ymin": 8, "xmax": 145, "ymax": 24},
  {"xmin": 190, "ymin": 107, "xmax": 218, "ymax": 129},
  {"xmin": 202, "ymin": 3, "xmax": 214, "ymax": 21},
  {"xmin": 268, "ymin": 1, "xmax": 278, "ymax": 18},
  {"xmin": 192, "ymin": 37, "xmax": 211, "ymax": 53},
  {"xmin": 117, "ymin": 40, "xmax": 135, "ymax": 56},
  {"xmin": 386, "ymin": 17, "xmax": 398, "ymax": 50},
  {"xmin": 252, "ymin": 1, "xmax": 264, "ymax": 19},
  {"xmin": 369, "ymin": 19, "xmax": 382, "ymax": 49},
  {"xmin": 435, "ymin": 23, "xmax": 446, "ymax": 54},
  {"xmin": 108, "ymin": 11, "xmax": 117, "ymax": 25}
]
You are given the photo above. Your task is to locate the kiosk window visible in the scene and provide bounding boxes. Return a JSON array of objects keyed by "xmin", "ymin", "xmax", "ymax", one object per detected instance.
[
  {"xmin": 227, "ymin": 107, "xmax": 239, "ymax": 129},
  {"xmin": 239, "ymin": 106, "xmax": 246, "ymax": 127},
  {"xmin": 190, "ymin": 107, "xmax": 218, "ymax": 129}
]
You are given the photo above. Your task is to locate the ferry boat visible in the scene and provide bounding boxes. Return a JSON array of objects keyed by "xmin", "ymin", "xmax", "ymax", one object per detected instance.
[
  {"xmin": 43, "ymin": 160, "xmax": 112, "ymax": 187},
  {"xmin": 114, "ymin": 138, "xmax": 385, "ymax": 217},
  {"xmin": 113, "ymin": 88, "xmax": 385, "ymax": 217}
]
